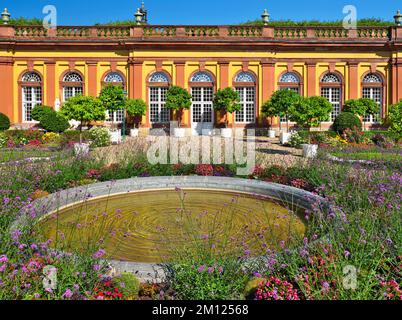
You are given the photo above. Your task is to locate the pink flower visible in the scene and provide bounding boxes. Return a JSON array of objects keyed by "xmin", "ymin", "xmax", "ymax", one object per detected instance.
[{"xmin": 198, "ymin": 265, "xmax": 206, "ymax": 273}]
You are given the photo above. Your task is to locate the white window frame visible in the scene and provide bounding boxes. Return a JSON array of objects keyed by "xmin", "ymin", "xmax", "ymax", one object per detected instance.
[
  {"xmin": 321, "ymin": 87, "xmax": 341, "ymax": 122},
  {"xmin": 191, "ymin": 87, "xmax": 214, "ymax": 124},
  {"xmin": 22, "ymin": 86, "xmax": 42, "ymax": 123},
  {"xmin": 362, "ymin": 87, "xmax": 382, "ymax": 123},
  {"xmin": 149, "ymin": 87, "xmax": 170, "ymax": 124},
  {"xmin": 235, "ymin": 86, "xmax": 256, "ymax": 123}
]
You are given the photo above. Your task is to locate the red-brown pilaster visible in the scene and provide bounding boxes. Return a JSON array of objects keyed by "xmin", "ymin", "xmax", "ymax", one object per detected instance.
[
  {"xmin": 306, "ymin": 63, "xmax": 317, "ymax": 97},
  {"xmin": 87, "ymin": 61, "xmax": 98, "ymax": 96},
  {"xmin": 0, "ymin": 57, "xmax": 14, "ymax": 122},
  {"xmin": 262, "ymin": 61, "xmax": 276, "ymax": 127},
  {"xmin": 348, "ymin": 62, "xmax": 359, "ymax": 101},
  {"xmin": 45, "ymin": 61, "xmax": 56, "ymax": 107}
]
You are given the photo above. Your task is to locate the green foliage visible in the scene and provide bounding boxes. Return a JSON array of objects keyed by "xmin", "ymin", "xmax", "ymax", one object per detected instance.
[
  {"xmin": 95, "ymin": 20, "xmax": 136, "ymax": 26},
  {"xmin": 126, "ymin": 99, "xmax": 147, "ymax": 128},
  {"xmin": 0, "ymin": 113, "xmax": 10, "ymax": 131},
  {"xmin": 31, "ymin": 105, "xmax": 54, "ymax": 122},
  {"xmin": 112, "ymin": 273, "xmax": 140, "ymax": 299},
  {"xmin": 344, "ymin": 98, "xmax": 378, "ymax": 117},
  {"xmin": 262, "ymin": 90, "xmax": 300, "ymax": 127},
  {"xmin": 165, "ymin": 86, "xmax": 192, "ymax": 111},
  {"xmin": 385, "ymin": 101, "xmax": 402, "ymax": 135},
  {"xmin": 242, "ymin": 18, "xmax": 393, "ymax": 26},
  {"xmin": 9, "ymin": 17, "xmax": 43, "ymax": 26},
  {"xmin": 99, "ymin": 85, "xmax": 126, "ymax": 114},
  {"xmin": 290, "ymin": 96, "xmax": 332, "ymax": 129},
  {"xmin": 61, "ymin": 95, "xmax": 106, "ymax": 126},
  {"xmin": 0, "ymin": 131, "xmax": 7, "ymax": 147},
  {"xmin": 213, "ymin": 88, "xmax": 241, "ymax": 114},
  {"xmin": 87, "ymin": 127, "xmax": 111, "ymax": 148},
  {"xmin": 40, "ymin": 111, "xmax": 70, "ymax": 133},
  {"xmin": 165, "ymin": 86, "xmax": 192, "ymax": 127},
  {"xmin": 333, "ymin": 112, "xmax": 363, "ymax": 134}
]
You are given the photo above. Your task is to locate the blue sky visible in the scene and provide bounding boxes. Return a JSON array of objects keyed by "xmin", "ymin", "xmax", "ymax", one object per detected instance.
[{"xmin": 2, "ymin": 0, "xmax": 399, "ymax": 25}]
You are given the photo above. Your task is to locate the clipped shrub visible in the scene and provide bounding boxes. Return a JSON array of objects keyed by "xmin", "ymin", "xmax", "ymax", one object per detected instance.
[
  {"xmin": 332, "ymin": 112, "xmax": 362, "ymax": 134},
  {"xmin": 112, "ymin": 273, "xmax": 140, "ymax": 300},
  {"xmin": 87, "ymin": 127, "xmax": 111, "ymax": 148},
  {"xmin": 40, "ymin": 112, "xmax": 70, "ymax": 133},
  {"xmin": 0, "ymin": 112, "xmax": 10, "ymax": 131},
  {"xmin": 31, "ymin": 105, "xmax": 54, "ymax": 122}
]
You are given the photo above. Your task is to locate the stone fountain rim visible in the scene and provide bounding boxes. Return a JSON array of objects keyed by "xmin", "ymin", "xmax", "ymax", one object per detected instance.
[{"xmin": 14, "ymin": 176, "xmax": 329, "ymax": 282}]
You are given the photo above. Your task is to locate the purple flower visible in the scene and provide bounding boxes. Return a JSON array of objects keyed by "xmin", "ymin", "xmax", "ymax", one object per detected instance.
[
  {"xmin": 198, "ymin": 265, "xmax": 206, "ymax": 273},
  {"xmin": 93, "ymin": 264, "xmax": 101, "ymax": 271},
  {"xmin": 62, "ymin": 289, "xmax": 73, "ymax": 299},
  {"xmin": 93, "ymin": 249, "xmax": 106, "ymax": 259},
  {"xmin": 344, "ymin": 250, "xmax": 351, "ymax": 258},
  {"xmin": 0, "ymin": 255, "xmax": 8, "ymax": 263},
  {"xmin": 208, "ymin": 267, "xmax": 215, "ymax": 274}
]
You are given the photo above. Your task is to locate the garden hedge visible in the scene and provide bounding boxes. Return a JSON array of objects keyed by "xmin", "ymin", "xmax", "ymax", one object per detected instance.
[
  {"xmin": 40, "ymin": 112, "xmax": 70, "ymax": 133},
  {"xmin": 0, "ymin": 112, "xmax": 10, "ymax": 131},
  {"xmin": 332, "ymin": 112, "xmax": 362, "ymax": 134}
]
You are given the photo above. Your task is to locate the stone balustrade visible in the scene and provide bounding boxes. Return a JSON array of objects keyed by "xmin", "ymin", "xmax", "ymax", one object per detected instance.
[{"xmin": 0, "ymin": 25, "xmax": 400, "ymax": 42}]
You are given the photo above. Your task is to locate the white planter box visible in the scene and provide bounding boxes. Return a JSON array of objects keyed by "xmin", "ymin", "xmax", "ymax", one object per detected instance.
[
  {"xmin": 130, "ymin": 129, "xmax": 139, "ymax": 137},
  {"xmin": 221, "ymin": 128, "xmax": 233, "ymax": 138},
  {"xmin": 302, "ymin": 144, "xmax": 319, "ymax": 158},
  {"xmin": 74, "ymin": 143, "xmax": 90, "ymax": 156},
  {"xmin": 109, "ymin": 130, "xmax": 122, "ymax": 144},
  {"xmin": 173, "ymin": 128, "xmax": 186, "ymax": 138},
  {"xmin": 268, "ymin": 129, "xmax": 276, "ymax": 138},
  {"xmin": 280, "ymin": 131, "xmax": 292, "ymax": 145}
]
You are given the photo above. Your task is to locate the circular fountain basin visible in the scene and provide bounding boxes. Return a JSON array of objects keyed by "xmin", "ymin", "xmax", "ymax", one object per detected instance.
[{"xmin": 16, "ymin": 176, "xmax": 327, "ymax": 282}]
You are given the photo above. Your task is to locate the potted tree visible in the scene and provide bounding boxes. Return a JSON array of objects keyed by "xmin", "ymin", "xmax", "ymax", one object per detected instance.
[
  {"xmin": 60, "ymin": 95, "xmax": 106, "ymax": 155},
  {"xmin": 165, "ymin": 86, "xmax": 192, "ymax": 137},
  {"xmin": 343, "ymin": 98, "xmax": 378, "ymax": 131},
  {"xmin": 99, "ymin": 85, "xmax": 126, "ymax": 143},
  {"xmin": 262, "ymin": 90, "xmax": 301, "ymax": 143},
  {"xmin": 290, "ymin": 96, "xmax": 332, "ymax": 158},
  {"xmin": 213, "ymin": 88, "xmax": 241, "ymax": 138},
  {"xmin": 126, "ymin": 98, "xmax": 147, "ymax": 137}
]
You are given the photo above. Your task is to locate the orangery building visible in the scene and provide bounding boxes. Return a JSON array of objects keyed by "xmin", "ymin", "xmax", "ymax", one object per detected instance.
[{"xmin": 0, "ymin": 6, "xmax": 402, "ymax": 134}]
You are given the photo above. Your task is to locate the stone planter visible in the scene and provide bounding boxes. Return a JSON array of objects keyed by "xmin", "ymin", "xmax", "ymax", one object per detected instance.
[
  {"xmin": 302, "ymin": 144, "xmax": 319, "ymax": 158},
  {"xmin": 130, "ymin": 128, "xmax": 139, "ymax": 137},
  {"xmin": 173, "ymin": 128, "xmax": 186, "ymax": 138},
  {"xmin": 73, "ymin": 143, "xmax": 90, "ymax": 156},
  {"xmin": 109, "ymin": 130, "xmax": 122, "ymax": 144},
  {"xmin": 280, "ymin": 131, "xmax": 292, "ymax": 145},
  {"xmin": 221, "ymin": 128, "xmax": 232, "ymax": 138},
  {"xmin": 268, "ymin": 129, "xmax": 276, "ymax": 138}
]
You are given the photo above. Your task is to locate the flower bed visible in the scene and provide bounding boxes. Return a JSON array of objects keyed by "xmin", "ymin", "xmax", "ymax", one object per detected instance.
[{"xmin": 0, "ymin": 136, "xmax": 401, "ymax": 300}]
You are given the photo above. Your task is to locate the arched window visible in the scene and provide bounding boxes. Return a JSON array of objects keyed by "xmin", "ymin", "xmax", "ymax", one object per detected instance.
[
  {"xmin": 21, "ymin": 72, "xmax": 42, "ymax": 122},
  {"xmin": 362, "ymin": 73, "xmax": 383, "ymax": 123},
  {"xmin": 279, "ymin": 72, "xmax": 302, "ymax": 123},
  {"xmin": 104, "ymin": 72, "xmax": 125, "ymax": 123},
  {"xmin": 234, "ymin": 72, "xmax": 256, "ymax": 123},
  {"xmin": 62, "ymin": 72, "xmax": 83, "ymax": 102},
  {"xmin": 148, "ymin": 72, "xmax": 170, "ymax": 124},
  {"xmin": 190, "ymin": 72, "xmax": 214, "ymax": 134},
  {"xmin": 104, "ymin": 72, "xmax": 124, "ymax": 84},
  {"xmin": 190, "ymin": 72, "xmax": 214, "ymax": 83},
  {"xmin": 320, "ymin": 72, "xmax": 342, "ymax": 122}
]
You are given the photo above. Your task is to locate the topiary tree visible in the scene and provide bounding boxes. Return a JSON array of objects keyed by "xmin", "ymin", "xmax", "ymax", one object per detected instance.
[
  {"xmin": 0, "ymin": 113, "xmax": 10, "ymax": 131},
  {"xmin": 99, "ymin": 85, "xmax": 126, "ymax": 129},
  {"xmin": 343, "ymin": 98, "xmax": 378, "ymax": 130},
  {"xmin": 126, "ymin": 99, "xmax": 147, "ymax": 129},
  {"xmin": 290, "ymin": 96, "xmax": 333, "ymax": 132},
  {"xmin": 31, "ymin": 105, "xmax": 55, "ymax": 122},
  {"xmin": 60, "ymin": 95, "xmax": 106, "ymax": 143},
  {"xmin": 165, "ymin": 86, "xmax": 192, "ymax": 128},
  {"xmin": 262, "ymin": 89, "xmax": 301, "ymax": 131},
  {"xmin": 213, "ymin": 88, "xmax": 241, "ymax": 128},
  {"xmin": 332, "ymin": 112, "xmax": 362, "ymax": 134},
  {"xmin": 40, "ymin": 111, "xmax": 70, "ymax": 133},
  {"xmin": 385, "ymin": 101, "xmax": 402, "ymax": 135}
]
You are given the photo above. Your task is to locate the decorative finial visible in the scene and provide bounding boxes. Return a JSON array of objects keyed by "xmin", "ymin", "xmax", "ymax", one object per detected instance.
[
  {"xmin": 1, "ymin": 8, "xmax": 11, "ymax": 25},
  {"xmin": 135, "ymin": 8, "xmax": 143, "ymax": 25},
  {"xmin": 395, "ymin": 10, "xmax": 402, "ymax": 26},
  {"xmin": 261, "ymin": 9, "xmax": 270, "ymax": 26}
]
